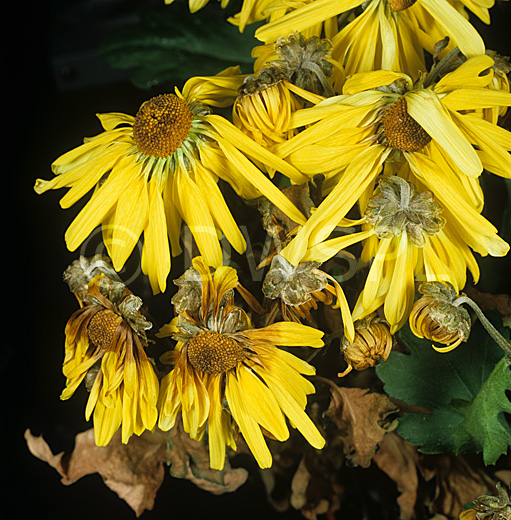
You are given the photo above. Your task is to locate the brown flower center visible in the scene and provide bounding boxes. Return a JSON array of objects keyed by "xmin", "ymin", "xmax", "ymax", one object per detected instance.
[
  {"xmin": 132, "ymin": 94, "xmax": 194, "ymax": 158},
  {"xmin": 382, "ymin": 96, "xmax": 431, "ymax": 152},
  {"xmin": 186, "ymin": 330, "xmax": 244, "ymax": 375},
  {"xmin": 87, "ymin": 309, "xmax": 123, "ymax": 350},
  {"xmin": 388, "ymin": 0, "xmax": 417, "ymax": 11}
]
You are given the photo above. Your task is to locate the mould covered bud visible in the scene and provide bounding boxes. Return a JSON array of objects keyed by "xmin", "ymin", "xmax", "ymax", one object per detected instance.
[
  {"xmin": 262, "ymin": 254, "xmax": 328, "ymax": 306},
  {"xmin": 364, "ymin": 176, "xmax": 445, "ymax": 246}
]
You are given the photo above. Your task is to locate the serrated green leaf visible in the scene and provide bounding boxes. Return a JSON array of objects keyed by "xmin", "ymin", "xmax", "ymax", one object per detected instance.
[
  {"xmin": 453, "ymin": 356, "xmax": 511, "ymax": 465},
  {"xmin": 376, "ymin": 315, "xmax": 511, "ymax": 465},
  {"xmin": 99, "ymin": 4, "xmax": 260, "ymax": 90}
]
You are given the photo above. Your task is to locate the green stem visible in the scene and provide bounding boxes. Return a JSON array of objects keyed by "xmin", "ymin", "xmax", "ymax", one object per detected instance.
[{"xmin": 454, "ymin": 295, "xmax": 511, "ymax": 359}]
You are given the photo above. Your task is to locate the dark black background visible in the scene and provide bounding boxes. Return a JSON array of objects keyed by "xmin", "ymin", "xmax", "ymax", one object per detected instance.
[{"xmin": 6, "ymin": 1, "xmax": 511, "ymax": 519}]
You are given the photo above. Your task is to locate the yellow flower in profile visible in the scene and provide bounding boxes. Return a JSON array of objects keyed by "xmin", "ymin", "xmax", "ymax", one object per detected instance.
[
  {"xmin": 409, "ymin": 281, "xmax": 471, "ymax": 352},
  {"xmin": 232, "ymin": 68, "xmax": 325, "ymax": 173},
  {"xmin": 34, "ymin": 75, "xmax": 308, "ymax": 294},
  {"xmin": 157, "ymin": 257, "xmax": 325, "ymax": 470},
  {"xmin": 339, "ymin": 314, "xmax": 393, "ymax": 376},
  {"xmin": 277, "ymin": 55, "xmax": 511, "ymax": 268},
  {"xmin": 255, "ymin": 0, "xmax": 486, "ymax": 79},
  {"xmin": 60, "ymin": 270, "xmax": 159, "ymax": 447}
]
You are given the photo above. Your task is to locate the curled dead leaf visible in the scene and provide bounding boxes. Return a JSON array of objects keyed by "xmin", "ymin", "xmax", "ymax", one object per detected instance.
[
  {"xmin": 373, "ymin": 432, "xmax": 420, "ymax": 520},
  {"xmin": 320, "ymin": 378, "xmax": 399, "ymax": 468},
  {"xmin": 418, "ymin": 453, "xmax": 508, "ymax": 518},
  {"xmin": 24, "ymin": 427, "xmax": 166, "ymax": 517}
]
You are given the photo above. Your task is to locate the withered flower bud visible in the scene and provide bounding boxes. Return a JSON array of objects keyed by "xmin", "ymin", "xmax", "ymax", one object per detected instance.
[
  {"xmin": 409, "ymin": 281, "xmax": 471, "ymax": 352},
  {"xmin": 339, "ymin": 314, "xmax": 393, "ymax": 377},
  {"xmin": 460, "ymin": 482, "xmax": 511, "ymax": 520}
]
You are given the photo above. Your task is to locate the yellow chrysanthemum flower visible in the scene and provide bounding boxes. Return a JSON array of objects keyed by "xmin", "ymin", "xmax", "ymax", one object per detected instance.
[
  {"xmin": 254, "ymin": 0, "xmax": 486, "ymax": 79},
  {"xmin": 289, "ymin": 176, "xmax": 508, "ymax": 332},
  {"xmin": 157, "ymin": 257, "xmax": 325, "ymax": 470},
  {"xmin": 34, "ymin": 75, "xmax": 309, "ymax": 294},
  {"xmin": 60, "ymin": 272, "xmax": 159, "ymax": 447},
  {"xmin": 409, "ymin": 281, "xmax": 471, "ymax": 352},
  {"xmin": 277, "ymin": 55, "xmax": 511, "ymax": 268},
  {"xmin": 232, "ymin": 69, "xmax": 325, "ymax": 171}
]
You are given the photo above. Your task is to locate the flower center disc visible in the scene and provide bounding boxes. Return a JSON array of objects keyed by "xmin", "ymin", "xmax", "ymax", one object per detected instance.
[
  {"xmin": 87, "ymin": 309, "xmax": 123, "ymax": 350},
  {"xmin": 388, "ymin": 0, "xmax": 417, "ymax": 11},
  {"xmin": 187, "ymin": 330, "xmax": 244, "ymax": 375},
  {"xmin": 382, "ymin": 96, "xmax": 431, "ymax": 152},
  {"xmin": 133, "ymin": 94, "xmax": 194, "ymax": 158}
]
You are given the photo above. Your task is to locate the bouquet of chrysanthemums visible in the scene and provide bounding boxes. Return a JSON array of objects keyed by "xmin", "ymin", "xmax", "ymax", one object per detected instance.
[{"xmin": 27, "ymin": 0, "xmax": 511, "ymax": 518}]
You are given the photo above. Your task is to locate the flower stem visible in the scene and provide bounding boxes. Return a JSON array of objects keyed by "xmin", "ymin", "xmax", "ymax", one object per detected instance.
[{"xmin": 454, "ymin": 295, "xmax": 511, "ymax": 359}]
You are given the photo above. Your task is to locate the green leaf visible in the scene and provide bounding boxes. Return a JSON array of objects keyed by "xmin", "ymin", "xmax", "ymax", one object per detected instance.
[
  {"xmin": 99, "ymin": 4, "xmax": 261, "ymax": 90},
  {"xmin": 376, "ymin": 315, "xmax": 511, "ymax": 465}
]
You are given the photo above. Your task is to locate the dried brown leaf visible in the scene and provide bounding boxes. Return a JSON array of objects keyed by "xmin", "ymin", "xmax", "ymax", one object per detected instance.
[
  {"xmin": 166, "ymin": 418, "xmax": 248, "ymax": 494},
  {"xmin": 25, "ymin": 419, "xmax": 248, "ymax": 516},
  {"xmin": 25, "ymin": 428, "xmax": 166, "ymax": 517},
  {"xmin": 418, "ymin": 454, "xmax": 505, "ymax": 518},
  {"xmin": 373, "ymin": 432, "xmax": 420, "ymax": 520},
  {"xmin": 321, "ymin": 380, "xmax": 399, "ymax": 468}
]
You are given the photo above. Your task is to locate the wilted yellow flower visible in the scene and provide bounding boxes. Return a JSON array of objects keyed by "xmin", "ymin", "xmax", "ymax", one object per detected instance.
[
  {"xmin": 61, "ymin": 272, "xmax": 159, "ymax": 447},
  {"xmin": 233, "ymin": 69, "xmax": 309, "ymax": 155},
  {"xmin": 409, "ymin": 281, "xmax": 471, "ymax": 352},
  {"xmin": 339, "ymin": 314, "xmax": 393, "ymax": 376},
  {"xmin": 286, "ymin": 176, "xmax": 507, "ymax": 332},
  {"xmin": 279, "ymin": 56, "xmax": 510, "ymax": 272},
  {"xmin": 34, "ymin": 74, "xmax": 308, "ymax": 294},
  {"xmin": 157, "ymin": 257, "xmax": 325, "ymax": 470}
]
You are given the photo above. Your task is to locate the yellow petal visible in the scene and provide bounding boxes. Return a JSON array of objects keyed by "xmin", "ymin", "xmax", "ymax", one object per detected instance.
[
  {"xmin": 106, "ymin": 173, "xmax": 149, "ymax": 272},
  {"xmin": 65, "ymin": 156, "xmax": 137, "ymax": 252},
  {"xmin": 225, "ymin": 371, "xmax": 272, "ymax": 469},
  {"xmin": 175, "ymin": 168, "xmax": 223, "ymax": 269},
  {"xmin": 237, "ymin": 365, "xmax": 289, "ymax": 442},
  {"xmin": 141, "ymin": 176, "xmax": 171, "ymax": 294},
  {"xmin": 255, "ymin": 0, "xmax": 364, "ymax": 43},
  {"xmin": 243, "ymin": 322, "xmax": 324, "ymax": 348},
  {"xmin": 193, "ymin": 162, "xmax": 247, "ymax": 254},
  {"xmin": 405, "ymin": 89, "xmax": 482, "ymax": 177},
  {"xmin": 343, "ymin": 71, "xmax": 412, "ymax": 95},
  {"xmin": 418, "ymin": 0, "xmax": 485, "ymax": 57},
  {"xmin": 434, "ymin": 55, "xmax": 495, "ymax": 93},
  {"xmin": 384, "ymin": 235, "xmax": 416, "ymax": 332}
]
